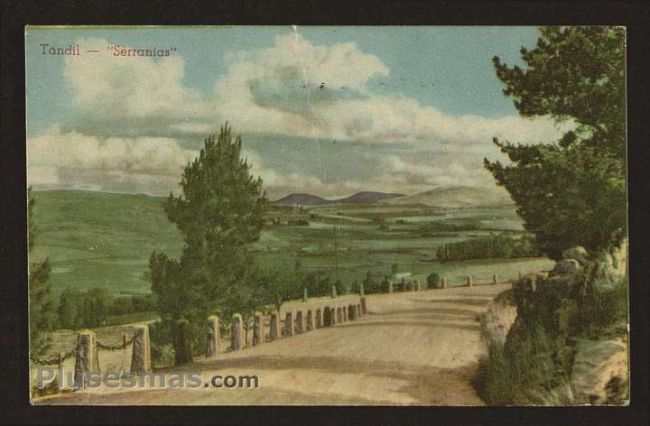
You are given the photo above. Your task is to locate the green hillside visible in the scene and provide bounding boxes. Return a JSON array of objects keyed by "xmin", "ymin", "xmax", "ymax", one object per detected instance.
[
  {"xmin": 31, "ymin": 190, "xmax": 184, "ymax": 296},
  {"xmin": 31, "ymin": 190, "xmax": 552, "ymax": 298}
]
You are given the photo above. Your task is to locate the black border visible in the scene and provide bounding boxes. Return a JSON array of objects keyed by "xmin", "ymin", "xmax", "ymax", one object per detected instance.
[{"xmin": 1, "ymin": 1, "xmax": 649, "ymax": 425}]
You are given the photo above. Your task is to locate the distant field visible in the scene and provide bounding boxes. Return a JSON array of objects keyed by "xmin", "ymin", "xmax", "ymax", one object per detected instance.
[
  {"xmin": 31, "ymin": 190, "xmax": 553, "ymax": 297},
  {"xmin": 31, "ymin": 190, "xmax": 184, "ymax": 296}
]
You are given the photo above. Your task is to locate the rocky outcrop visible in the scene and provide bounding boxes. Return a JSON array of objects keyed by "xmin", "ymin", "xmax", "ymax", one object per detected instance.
[
  {"xmin": 487, "ymin": 245, "xmax": 629, "ymax": 406},
  {"xmin": 570, "ymin": 338, "xmax": 629, "ymax": 405},
  {"xmin": 480, "ymin": 291, "xmax": 517, "ymax": 346}
]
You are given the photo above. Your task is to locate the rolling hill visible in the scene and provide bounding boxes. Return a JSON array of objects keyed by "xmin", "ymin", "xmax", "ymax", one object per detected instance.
[
  {"xmin": 385, "ymin": 185, "xmax": 513, "ymax": 208},
  {"xmin": 335, "ymin": 191, "xmax": 405, "ymax": 204},
  {"xmin": 31, "ymin": 187, "xmax": 521, "ymax": 298},
  {"xmin": 30, "ymin": 190, "xmax": 184, "ymax": 296},
  {"xmin": 273, "ymin": 193, "xmax": 330, "ymax": 206},
  {"xmin": 274, "ymin": 191, "xmax": 405, "ymax": 206}
]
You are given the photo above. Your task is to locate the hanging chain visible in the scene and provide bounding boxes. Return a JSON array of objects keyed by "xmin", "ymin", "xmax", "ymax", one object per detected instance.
[
  {"xmin": 30, "ymin": 344, "xmax": 78, "ymax": 366},
  {"xmin": 96, "ymin": 334, "xmax": 135, "ymax": 351}
]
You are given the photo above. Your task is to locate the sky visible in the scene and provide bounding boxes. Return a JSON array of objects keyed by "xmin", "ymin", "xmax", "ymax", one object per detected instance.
[{"xmin": 26, "ymin": 26, "xmax": 569, "ymax": 199}]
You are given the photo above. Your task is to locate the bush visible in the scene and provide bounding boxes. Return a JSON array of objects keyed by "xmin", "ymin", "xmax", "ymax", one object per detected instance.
[
  {"xmin": 436, "ymin": 234, "xmax": 540, "ymax": 262},
  {"xmin": 57, "ymin": 287, "xmax": 115, "ymax": 329},
  {"xmin": 149, "ymin": 320, "xmax": 175, "ymax": 368},
  {"xmin": 109, "ymin": 294, "xmax": 155, "ymax": 316},
  {"xmin": 334, "ymin": 279, "xmax": 349, "ymax": 295},
  {"xmin": 572, "ymin": 271, "xmax": 628, "ymax": 338},
  {"xmin": 358, "ymin": 272, "xmax": 383, "ymax": 294},
  {"xmin": 481, "ymin": 262, "xmax": 628, "ymax": 405},
  {"xmin": 480, "ymin": 342, "xmax": 515, "ymax": 405},
  {"xmin": 427, "ymin": 272, "xmax": 441, "ymax": 289}
]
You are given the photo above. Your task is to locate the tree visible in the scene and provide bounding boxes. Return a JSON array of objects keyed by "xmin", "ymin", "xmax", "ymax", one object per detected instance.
[
  {"xmin": 28, "ymin": 188, "xmax": 56, "ymax": 358},
  {"xmin": 484, "ymin": 27, "xmax": 626, "ymax": 259},
  {"xmin": 57, "ymin": 288, "xmax": 115, "ymax": 329},
  {"xmin": 427, "ymin": 272, "xmax": 441, "ymax": 289},
  {"xmin": 150, "ymin": 124, "xmax": 266, "ymax": 362},
  {"xmin": 250, "ymin": 265, "xmax": 302, "ymax": 314}
]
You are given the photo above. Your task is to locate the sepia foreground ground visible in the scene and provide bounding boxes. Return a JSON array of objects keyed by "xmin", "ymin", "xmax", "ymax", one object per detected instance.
[{"xmin": 36, "ymin": 284, "xmax": 511, "ymax": 406}]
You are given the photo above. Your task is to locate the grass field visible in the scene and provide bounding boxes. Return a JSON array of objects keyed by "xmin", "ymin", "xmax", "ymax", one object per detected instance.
[{"xmin": 31, "ymin": 190, "xmax": 553, "ymax": 299}]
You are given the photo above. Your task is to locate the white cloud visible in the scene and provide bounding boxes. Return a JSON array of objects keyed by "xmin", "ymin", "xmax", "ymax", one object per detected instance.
[
  {"xmin": 27, "ymin": 129, "xmax": 197, "ymax": 194},
  {"xmin": 32, "ymin": 33, "xmax": 572, "ymax": 197},
  {"xmin": 60, "ymin": 34, "xmax": 568, "ymax": 147},
  {"xmin": 64, "ymin": 38, "xmax": 209, "ymax": 118},
  {"xmin": 211, "ymin": 33, "xmax": 570, "ymax": 145}
]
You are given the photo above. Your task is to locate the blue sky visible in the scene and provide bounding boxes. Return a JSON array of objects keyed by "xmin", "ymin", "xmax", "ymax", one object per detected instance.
[{"xmin": 26, "ymin": 26, "xmax": 563, "ymax": 198}]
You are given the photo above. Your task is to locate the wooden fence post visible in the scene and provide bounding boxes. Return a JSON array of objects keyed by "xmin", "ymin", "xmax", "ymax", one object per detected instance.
[
  {"xmin": 295, "ymin": 311, "xmax": 304, "ymax": 334},
  {"xmin": 74, "ymin": 330, "xmax": 99, "ymax": 389},
  {"xmin": 284, "ymin": 312, "xmax": 294, "ymax": 336},
  {"xmin": 306, "ymin": 310, "xmax": 314, "ymax": 331},
  {"xmin": 388, "ymin": 281, "xmax": 394, "ymax": 293},
  {"xmin": 493, "ymin": 274, "xmax": 498, "ymax": 285},
  {"xmin": 315, "ymin": 308, "xmax": 322, "ymax": 328},
  {"xmin": 331, "ymin": 285, "xmax": 338, "ymax": 298},
  {"xmin": 253, "ymin": 312, "xmax": 263, "ymax": 346},
  {"xmin": 441, "ymin": 277, "xmax": 447, "ymax": 289},
  {"xmin": 130, "ymin": 324, "xmax": 151, "ymax": 374},
  {"xmin": 303, "ymin": 288, "xmax": 308, "ymax": 302},
  {"xmin": 359, "ymin": 282, "xmax": 365, "ymax": 296},
  {"xmin": 231, "ymin": 314, "xmax": 243, "ymax": 351},
  {"xmin": 467, "ymin": 275, "xmax": 473, "ymax": 287},
  {"xmin": 207, "ymin": 315, "xmax": 220, "ymax": 357},
  {"xmin": 348, "ymin": 304, "xmax": 356, "ymax": 320},
  {"xmin": 322, "ymin": 307, "xmax": 330, "ymax": 327},
  {"xmin": 360, "ymin": 297, "xmax": 367, "ymax": 314},
  {"xmin": 269, "ymin": 312, "xmax": 280, "ymax": 341}
]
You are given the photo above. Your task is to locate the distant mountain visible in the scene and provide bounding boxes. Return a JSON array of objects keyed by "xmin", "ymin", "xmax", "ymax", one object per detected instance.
[
  {"xmin": 273, "ymin": 191, "xmax": 406, "ymax": 206},
  {"xmin": 336, "ymin": 191, "xmax": 405, "ymax": 204},
  {"xmin": 273, "ymin": 193, "xmax": 330, "ymax": 206},
  {"xmin": 384, "ymin": 185, "xmax": 513, "ymax": 208}
]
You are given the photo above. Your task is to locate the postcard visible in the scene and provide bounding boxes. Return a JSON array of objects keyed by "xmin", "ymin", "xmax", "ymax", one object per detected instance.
[{"xmin": 26, "ymin": 26, "xmax": 628, "ymax": 406}]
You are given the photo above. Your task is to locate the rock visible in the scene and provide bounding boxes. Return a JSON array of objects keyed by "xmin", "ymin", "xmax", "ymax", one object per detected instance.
[
  {"xmin": 570, "ymin": 338, "xmax": 628, "ymax": 405},
  {"xmin": 562, "ymin": 246, "xmax": 589, "ymax": 266},
  {"xmin": 480, "ymin": 292, "xmax": 517, "ymax": 346},
  {"xmin": 593, "ymin": 240, "xmax": 628, "ymax": 289},
  {"xmin": 551, "ymin": 259, "xmax": 582, "ymax": 276},
  {"xmin": 513, "ymin": 273, "xmax": 545, "ymax": 292}
]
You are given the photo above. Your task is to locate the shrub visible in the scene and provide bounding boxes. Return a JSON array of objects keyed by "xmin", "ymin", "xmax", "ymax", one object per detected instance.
[
  {"xmin": 334, "ymin": 279, "xmax": 348, "ymax": 295},
  {"xmin": 57, "ymin": 287, "xmax": 115, "ymax": 329},
  {"xmin": 427, "ymin": 272, "xmax": 441, "ymax": 289},
  {"xmin": 481, "ymin": 263, "xmax": 628, "ymax": 405},
  {"xmin": 436, "ymin": 234, "xmax": 540, "ymax": 262},
  {"xmin": 481, "ymin": 342, "xmax": 515, "ymax": 405},
  {"xmin": 359, "ymin": 272, "xmax": 383, "ymax": 294},
  {"xmin": 149, "ymin": 320, "xmax": 175, "ymax": 368}
]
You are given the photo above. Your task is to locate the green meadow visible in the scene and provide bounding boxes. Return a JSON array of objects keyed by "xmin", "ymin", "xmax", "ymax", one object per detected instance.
[{"xmin": 31, "ymin": 190, "xmax": 553, "ymax": 298}]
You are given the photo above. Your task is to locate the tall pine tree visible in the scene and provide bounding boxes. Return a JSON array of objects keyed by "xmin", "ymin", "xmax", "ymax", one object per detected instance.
[
  {"xmin": 484, "ymin": 27, "xmax": 626, "ymax": 259},
  {"xmin": 150, "ymin": 124, "xmax": 266, "ymax": 363}
]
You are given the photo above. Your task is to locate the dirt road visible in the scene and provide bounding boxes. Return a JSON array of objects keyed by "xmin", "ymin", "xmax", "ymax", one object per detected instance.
[{"xmin": 37, "ymin": 284, "xmax": 510, "ymax": 406}]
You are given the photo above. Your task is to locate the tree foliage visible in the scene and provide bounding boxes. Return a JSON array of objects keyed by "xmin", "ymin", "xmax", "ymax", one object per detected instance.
[
  {"xmin": 28, "ymin": 188, "xmax": 56, "ymax": 357},
  {"xmin": 435, "ymin": 234, "xmax": 539, "ymax": 262},
  {"xmin": 485, "ymin": 27, "xmax": 626, "ymax": 259},
  {"xmin": 57, "ymin": 288, "xmax": 115, "ymax": 329},
  {"xmin": 149, "ymin": 124, "xmax": 266, "ymax": 362}
]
